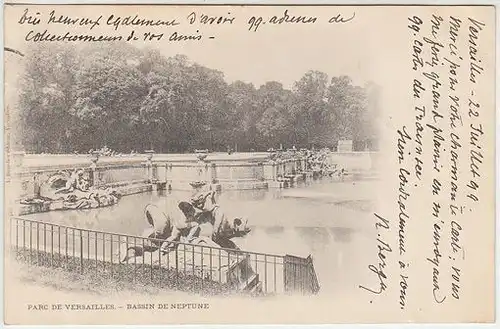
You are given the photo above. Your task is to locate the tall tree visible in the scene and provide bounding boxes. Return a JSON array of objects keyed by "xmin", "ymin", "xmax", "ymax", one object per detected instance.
[
  {"xmin": 292, "ymin": 71, "xmax": 330, "ymax": 147},
  {"xmin": 16, "ymin": 43, "xmax": 380, "ymax": 154},
  {"xmin": 71, "ymin": 47, "xmax": 148, "ymax": 152},
  {"xmin": 255, "ymin": 82, "xmax": 291, "ymax": 149},
  {"xmin": 226, "ymin": 81, "xmax": 258, "ymax": 151},
  {"xmin": 19, "ymin": 43, "xmax": 80, "ymax": 153}
]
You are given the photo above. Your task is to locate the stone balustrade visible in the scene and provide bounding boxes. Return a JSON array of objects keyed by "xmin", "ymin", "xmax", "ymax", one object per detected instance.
[{"xmin": 7, "ymin": 151, "xmax": 378, "ymax": 200}]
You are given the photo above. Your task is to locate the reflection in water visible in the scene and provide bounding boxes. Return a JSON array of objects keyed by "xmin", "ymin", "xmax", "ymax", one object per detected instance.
[
  {"xmin": 263, "ymin": 226, "xmax": 285, "ymax": 235},
  {"xmin": 295, "ymin": 227, "xmax": 331, "ymax": 253},
  {"xmin": 221, "ymin": 189, "xmax": 275, "ymax": 202},
  {"xmin": 23, "ymin": 179, "xmax": 377, "ymax": 296},
  {"xmin": 330, "ymin": 227, "xmax": 354, "ymax": 243}
]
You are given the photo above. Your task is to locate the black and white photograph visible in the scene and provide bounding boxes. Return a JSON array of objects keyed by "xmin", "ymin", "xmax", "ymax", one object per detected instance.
[{"xmin": 3, "ymin": 4, "xmax": 496, "ymax": 325}]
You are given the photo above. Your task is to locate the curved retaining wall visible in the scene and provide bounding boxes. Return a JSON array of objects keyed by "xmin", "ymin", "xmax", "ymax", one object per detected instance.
[
  {"xmin": 9, "ymin": 152, "xmax": 310, "ymax": 195},
  {"xmin": 7, "ymin": 152, "xmax": 378, "ymax": 215}
]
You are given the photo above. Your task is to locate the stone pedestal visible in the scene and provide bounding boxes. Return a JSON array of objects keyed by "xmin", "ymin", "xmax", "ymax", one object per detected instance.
[
  {"xmin": 263, "ymin": 162, "xmax": 276, "ymax": 181},
  {"xmin": 275, "ymin": 160, "xmax": 282, "ymax": 178},
  {"xmin": 11, "ymin": 151, "xmax": 25, "ymax": 169},
  {"xmin": 157, "ymin": 163, "xmax": 168, "ymax": 183},
  {"xmin": 291, "ymin": 160, "xmax": 297, "ymax": 175},
  {"xmin": 10, "ymin": 152, "xmax": 26, "ymax": 204},
  {"xmin": 203, "ymin": 163, "xmax": 211, "ymax": 183},
  {"xmin": 90, "ymin": 152, "xmax": 100, "ymax": 187},
  {"xmin": 145, "ymin": 150, "xmax": 155, "ymax": 183},
  {"xmin": 33, "ymin": 172, "xmax": 41, "ymax": 198},
  {"xmin": 209, "ymin": 163, "xmax": 218, "ymax": 183},
  {"xmin": 338, "ymin": 140, "xmax": 353, "ymax": 152}
]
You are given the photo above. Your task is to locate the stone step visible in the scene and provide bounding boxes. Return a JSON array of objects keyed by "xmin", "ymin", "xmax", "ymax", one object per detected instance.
[
  {"xmin": 250, "ymin": 281, "xmax": 263, "ymax": 294},
  {"xmin": 238, "ymin": 273, "xmax": 260, "ymax": 292}
]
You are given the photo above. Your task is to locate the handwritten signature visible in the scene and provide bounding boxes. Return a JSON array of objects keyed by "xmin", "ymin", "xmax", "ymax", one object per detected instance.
[{"xmin": 359, "ymin": 213, "xmax": 392, "ymax": 295}]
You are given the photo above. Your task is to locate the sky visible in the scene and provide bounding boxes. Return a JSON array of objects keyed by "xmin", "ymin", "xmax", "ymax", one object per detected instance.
[
  {"xmin": 150, "ymin": 19, "xmax": 376, "ymax": 89},
  {"xmin": 151, "ymin": 29, "xmax": 375, "ymax": 89},
  {"xmin": 4, "ymin": 5, "xmax": 378, "ymax": 90}
]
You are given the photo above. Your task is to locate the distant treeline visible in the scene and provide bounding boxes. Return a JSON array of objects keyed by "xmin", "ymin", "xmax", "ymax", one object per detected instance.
[{"xmin": 16, "ymin": 42, "xmax": 381, "ymax": 153}]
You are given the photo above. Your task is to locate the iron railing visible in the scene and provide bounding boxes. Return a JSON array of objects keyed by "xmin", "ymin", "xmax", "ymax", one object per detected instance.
[{"xmin": 9, "ymin": 217, "xmax": 319, "ymax": 296}]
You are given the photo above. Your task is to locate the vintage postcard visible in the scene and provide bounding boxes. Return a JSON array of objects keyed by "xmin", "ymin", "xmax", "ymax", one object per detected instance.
[{"xmin": 3, "ymin": 4, "xmax": 496, "ymax": 325}]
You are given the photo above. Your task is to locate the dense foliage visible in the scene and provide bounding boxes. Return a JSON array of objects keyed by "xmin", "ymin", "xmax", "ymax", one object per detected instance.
[{"xmin": 17, "ymin": 42, "xmax": 381, "ymax": 153}]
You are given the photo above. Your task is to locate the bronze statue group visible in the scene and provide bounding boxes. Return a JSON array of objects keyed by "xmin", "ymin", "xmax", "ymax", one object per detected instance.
[{"xmin": 120, "ymin": 190, "xmax": 251, "ymax": 263}]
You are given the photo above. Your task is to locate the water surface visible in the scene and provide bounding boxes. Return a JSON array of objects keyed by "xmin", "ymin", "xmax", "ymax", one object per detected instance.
[{"xmin": 24, "ymin": 179, "xmax": 380, "ymax": 296}]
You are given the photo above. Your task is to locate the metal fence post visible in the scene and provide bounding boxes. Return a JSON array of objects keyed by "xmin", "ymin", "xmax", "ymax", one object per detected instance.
[
  {"xmin": 175, "ymin": 245, "xmax": 179, "ymax": 286},
  {"xmin": 9, "ymin": 218, "xmax": 13, "ymax": 254},
  {"xmin": 95, "ymin": 232, "xmax": 98, "ymax": 277},
  {"xmin": 264, "ymin": 255, "xmax": 267, "ymax": 293},
  {"xmin": 283, "ymin": 254, "xmax": 320, "ymax": 295},
  {"xmin": 200, "ymin": 246, "xmax": 204, "ymax": 289},
  {"xmin": 15, "ymin": 219, "xmax": 19, "ymax": 254},
  {"xmin": 274, "ymin": 256, "xmax": 277, "ymax": 293},
  {"xmin": 80, "ymin": 230, "xmax": 84, "ymax": 274},
  {"xmin": 110, "ymin": 234, "xmax": 113, "ymax": 279},
  {"xmin": 102, "ymin": 232, "xmax": 106, "ymax": 271},
  {"xmin": 50, "ymin": 225, "xmax": 54, "ymax": 267},
  {"xmin": 29, "ymin": 222, "xmax": 32, "ymax": 264}
]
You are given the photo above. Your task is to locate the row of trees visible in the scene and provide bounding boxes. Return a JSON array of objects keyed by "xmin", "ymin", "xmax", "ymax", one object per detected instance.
[{"xmin": 16, "ymin": 42, "xmax": 381, "ymax": 153}]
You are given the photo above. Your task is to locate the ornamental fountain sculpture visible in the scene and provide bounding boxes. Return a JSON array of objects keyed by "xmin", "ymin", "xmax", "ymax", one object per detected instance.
[
  {"xmin": 20, "ymin": 153, "xmax": 120, "ymax": 213},
  {"xmin": 189, "ymin": 152, "xmax": 211, "ymax": 193}
]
